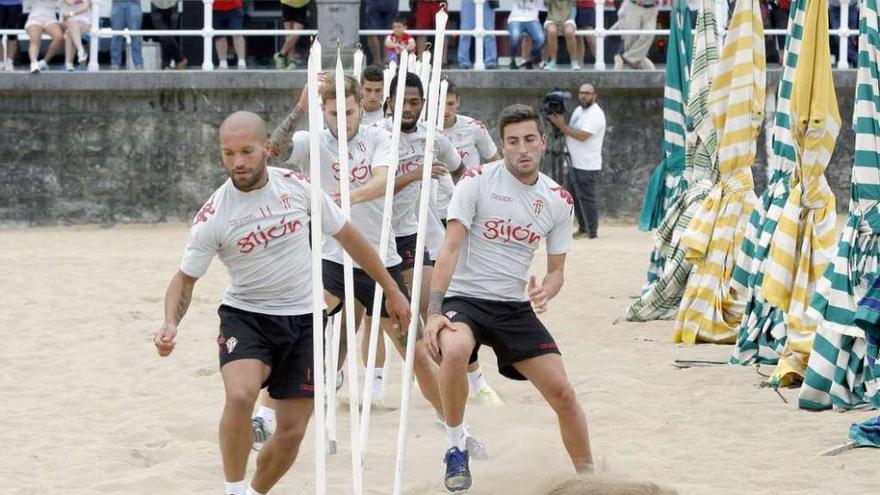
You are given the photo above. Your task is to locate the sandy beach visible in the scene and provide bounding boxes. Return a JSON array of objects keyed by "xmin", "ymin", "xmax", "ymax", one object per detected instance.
[{"xmin": 1, "ymin": 222, "xmax": 876, "ymax": 495}]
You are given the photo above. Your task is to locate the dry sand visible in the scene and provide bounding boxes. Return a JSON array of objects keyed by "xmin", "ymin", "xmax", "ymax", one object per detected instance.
[{"xmin": 1, "ymin": 223, "xmax": 877, "ymax": 495}]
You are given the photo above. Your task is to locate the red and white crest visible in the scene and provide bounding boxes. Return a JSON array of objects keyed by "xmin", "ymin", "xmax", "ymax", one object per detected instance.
[{"xmin": 533, "ymin": 199, "xmax": 545, "ymax": 216}]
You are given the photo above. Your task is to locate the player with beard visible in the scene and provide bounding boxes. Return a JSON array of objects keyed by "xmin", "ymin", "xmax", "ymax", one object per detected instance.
[
  {"xmin": 424, "ymin": 104, "xmax": 594, "ymax": 492},
  {"xmin": 153, "ymin": 110, "xmax": 410, "ymax": 495}
]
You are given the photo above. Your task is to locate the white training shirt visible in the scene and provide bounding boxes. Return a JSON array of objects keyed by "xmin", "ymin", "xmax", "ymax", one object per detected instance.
[
  {"xmin": 446, "ymin": 161, "xmax": 574, "ymax": 302},
  {"xmin": 288, "ymin": 125, "xmax": 402, "ymax": 268},
  {"xmin": 362, "ymin": 109, "xmax": 385, "ymax": 126},
  {"xmin": 442, "ymin": 114, "xmax": 498, "ymax": 171},
  {"xmin": 375, "ymin": 118, "xmax": 462, "ymax": 237},
  {"xmin": 508, "ymin": 0, "xmax": 542, "ymax": 23},
  {"xmin": 426, "ymin": 173, "xmax": 455, "ymax": 260},
  {"xmin": 565, "ymin": 103, "xmax": 606, "ymax": 171},
  {"xmin": 180, "ymin": 167, "xmax": 347, "ymax": 316}
]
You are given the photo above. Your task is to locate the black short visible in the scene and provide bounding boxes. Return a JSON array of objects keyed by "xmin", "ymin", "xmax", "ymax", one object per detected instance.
[
  {"xmin": 575, "ymin": 6, "xmax": 595, "ymax": 28},
  {"xmin": 281, "ymin": 2, "xmax": 312, "ymax": 25},
  {"xmin": 217, "ymin": 304, "xmax": 323, "ymax": 400},
  {"xmin": 0, "ymin": 3, "xmax": 23, "ymax": 29},
  {"xmin": 322, "ymin": 260, "xmax": 409, "ymax": 317},
  {"xmin": 442, "ymin": 296, "xmax": 560, "ymax": 381},
  {"xmin": 395, "ymin": 233, "xmax": 433, "ymax": 270}
]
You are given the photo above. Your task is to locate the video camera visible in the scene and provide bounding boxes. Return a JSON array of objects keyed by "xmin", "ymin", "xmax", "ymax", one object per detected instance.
[{"xmin": 540, "ymin": 88, "xmax": 572, "ymax": 117}]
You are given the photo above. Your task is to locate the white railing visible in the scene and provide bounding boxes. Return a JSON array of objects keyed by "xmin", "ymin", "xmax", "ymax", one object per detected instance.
[{"xmin": 0, "ymin": 0, "xmax": 858, "ymax": 71}]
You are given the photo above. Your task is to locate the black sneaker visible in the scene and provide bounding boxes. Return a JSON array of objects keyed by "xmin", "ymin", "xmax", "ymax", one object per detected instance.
[
  {"xmin": 444, "ymin": 447, "xmax": 472, "ymax": 492},
  {"xmin": 523, "ymin": 60, "xmax": 535, "ymax": 70},
  {"xmin": 509, "ymin": 60, "xmax": 519, "ymax": 70}
]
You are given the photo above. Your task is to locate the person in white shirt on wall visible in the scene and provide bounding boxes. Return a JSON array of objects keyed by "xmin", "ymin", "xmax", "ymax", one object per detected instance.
[{"xmin": 548, "ymin": 83, "xmax": 606, "ymax": 239}]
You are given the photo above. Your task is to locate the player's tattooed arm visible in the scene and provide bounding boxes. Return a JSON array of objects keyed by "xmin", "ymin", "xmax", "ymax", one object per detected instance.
[
  {"xmin": 164, "ymin": 270, "xmax": 198, "ymax": 326},
  {"xmin": 266, "ymin": 104, "xmax": 305, "ymax": 166},
  {"xmin": 427, "ymin": 290, "xmax": 445, "ymax": 316}
]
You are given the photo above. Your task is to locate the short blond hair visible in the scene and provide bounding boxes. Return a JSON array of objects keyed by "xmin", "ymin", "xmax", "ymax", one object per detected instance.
[{"xmin": 320, "ymin": 74, "xmax": 363, "ymax": 104}]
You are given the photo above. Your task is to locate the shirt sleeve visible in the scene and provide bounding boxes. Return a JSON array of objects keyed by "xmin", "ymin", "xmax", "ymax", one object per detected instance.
[
  {"xmin": 437, "ymin": 135, "xmax": 463, "ymax": 172},
  {"xmin": 179, "ymin": 217, "xmax": 219, "ymax": 279},
  {"xmin": 546, "ymin": 195, "xmax": 574, "ymax": 255},
  {"xmin": 287, "ymin": 131, "xmax": 310, "ymax": 172},
  {"xmin": 446, "ymin": 171, "xmax": 481, "ymax": 230},
  {"xmin": 370, "ymin": 128, "xmax": 393, "ymax": 171},
  {"xmin": 319, "ymin": 189, "xmax": 347, "ymax": 236},
  {"xmin": 474, "ymin": 123, "xmax": 498, "ymax": 161}
]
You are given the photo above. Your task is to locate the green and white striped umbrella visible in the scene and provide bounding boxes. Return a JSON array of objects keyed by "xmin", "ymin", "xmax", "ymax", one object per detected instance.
[
  {"xmin": 638, "ymin": 0, "xmax": 694, "ymax": 288},
  {"xmin": 728, "ymin": 0, "xmax": 806, "ymax": 366},
  {"xmin": 801, "ymin": 0, "xmax": 880, "ymax": 410},
  {"xmin": 625, "ymin": 0, "xmax": 719, "ymax": 322}
]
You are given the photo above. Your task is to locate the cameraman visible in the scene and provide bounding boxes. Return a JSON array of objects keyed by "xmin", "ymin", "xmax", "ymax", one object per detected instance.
[{"xmin": 547, "ymin": 83, "xmax": 605, "ymax": 239}]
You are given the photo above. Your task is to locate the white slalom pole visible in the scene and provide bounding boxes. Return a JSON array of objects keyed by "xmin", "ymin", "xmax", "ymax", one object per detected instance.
[
  {"xmin": 384, "ymin": 61, "xmax": 397, "ymax": 102},
  {"xmin": 418, "ymin": 50, "xmax": 432, "ymax": 121},
  {"xmin": 393, "ymin": 10, "xmax": 447, "ymax": 495},
  {"xmin": 335, "ymin": 52, "xmax": 364, "ymax": 495},
  {"xmin": 307, "ymin": 39, "xmax": 326, "ymax": 495},
  {"xmin": 359, "ymin": 50, "xmax": 411, "ymax": 461},
  {"xmin": 326, "ymin": 315, "xmax": 339, "ymax": 455},
  {"xmin": 353, "ymin": 47, "xmax": 365, "ymax": 82}
]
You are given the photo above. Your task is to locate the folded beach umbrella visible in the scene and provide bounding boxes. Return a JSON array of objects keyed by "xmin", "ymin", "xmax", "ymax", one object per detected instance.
[
  {"xmin": 672, "ymin": 0, "xmax": 766, "ymax": 344},
  {"xmin": 760, "ymin": 0, "xmax": 841, "ymax": 386},
  {"xmin": 729, "ymin": 0, "xmax": 807, "ymax": 365},
  {"xmin": 800, "ymin": 0, "xmax": 880, "ymax": 405},
  {"xmin": 625, "ymin": 0, "xmax": 720, "ymax": 322},
  {"xmin": 639, "ymin": 0, "xmax": 694, "ymax": 235}
]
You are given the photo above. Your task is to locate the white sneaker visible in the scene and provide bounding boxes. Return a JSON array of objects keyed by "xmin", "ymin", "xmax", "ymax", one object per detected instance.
[
  {"xmin": 65, "ymin": 63, "xmax": 75, "ymax": 72},
  {"xmin": 465, "ymin": 435, "xmax": 489, "ymax": 461},
  {"xmin": 614, "ymin": 54, "xmax": 624, "ymax": 70},
  {"xmin": 38, "ymin": 59, "xmax": 49, "ymax": 71},
  {"xmin": 237, "ymin": 59, "xmax": 246, "ymax": 70},
  {"xmin": 3, "ymin": 59, "xmax": 12, "ymax": 71},
  {"xmin": 571, "ymin": 61, "xmax": 582, "ymax": 71},
  {"xmin": 640, "ymin": 58, "xmax": 655, "ymax": 70},
  {"xmin": 77, "ymin": 47, "xmax": 88, "ymax": 64},
  {"xmin": 30, "ymin": 61, "xmax": 40, "ymax": 73},
  {"xmin": 218, "ymin": 60, "xmax": 229, "ymax": 70},
  {"xmin": 251, "ymin": 416, "xmax": 275, "ymax": 453},
  {"xmin": 472, "ymin": 385, "xmax": 505, "ymax": 406}
]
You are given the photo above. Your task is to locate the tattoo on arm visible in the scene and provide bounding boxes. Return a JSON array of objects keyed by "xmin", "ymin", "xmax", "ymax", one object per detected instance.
[
  {"xmin": 175, "ymin": 293, "xmax": 191, "ymax": 323},
  {"xmin": 267, "ymin": 105, "xmax": 304, "ymax": 165},
  {"xmin": 427, "ymin": 290, "xmax": 445, "ymax": 316}
]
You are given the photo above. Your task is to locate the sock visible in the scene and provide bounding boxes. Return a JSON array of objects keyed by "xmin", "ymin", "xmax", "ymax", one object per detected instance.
[
  {"xmin": 245, "ymin": 486, "xmax": 265, "ymax": 495},
  {"xmin": 445, "ymin": 422, "xmax": 467, "ymax": 451},
  {"xmin": 256, "ymin": 405, "xmax": 276, "ymax": 425},
  {"xmin": 468, "ymin": 368, "xmax": 488, "ymax": 392},
  {"xmin": 224, "ymin": 480, "xmax": 246, "ymax": 495},
  {"xmin": 374, "ymin": 369, "xmax": 384, "ymax": 381}
]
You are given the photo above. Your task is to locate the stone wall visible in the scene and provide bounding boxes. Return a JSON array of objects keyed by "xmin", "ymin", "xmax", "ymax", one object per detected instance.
[{"xmin": 0, "ymin": 70, "xmax": 858, "ymax": 226}]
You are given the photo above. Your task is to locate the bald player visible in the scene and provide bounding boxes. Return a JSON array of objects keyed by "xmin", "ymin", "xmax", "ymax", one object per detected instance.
[{"xmin": 153, "ymin": 110, "xmax": 410, "ymax": 495}]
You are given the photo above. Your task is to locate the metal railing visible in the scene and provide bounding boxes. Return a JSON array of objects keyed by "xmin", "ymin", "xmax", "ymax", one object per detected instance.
[{"xmin": 0, "ymin": 0, "xmax": 857, "ymax": 71}]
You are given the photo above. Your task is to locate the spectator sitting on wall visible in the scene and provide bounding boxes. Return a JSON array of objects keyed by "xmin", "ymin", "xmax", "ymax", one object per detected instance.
[
  {"xmin": 0, "ymin": 0, "xmax": 23, "ymax": 71},
  {"xmin": 613, "ymin": 0, "xmax": 657, "ymax": 70},
  {"xmin": 575, "ymin": 0, "xmax": 597, "ymax": 64},
  {"xmin": 385, "ymin": 14, "xmax": 415, "ymax": 64},
  {"xmin": 545, "ymin": 0, "xmax": 580, "ymax": 70},
  {"xmin": 151, "ymin": 0, "xmax": 187, "ymax": 70},
  {"xmin": 457, "ymin": 0, "xmax": 498, "ymax": 69},
  {"xmin": 275, "ymin": 0, "xmax": 311, "ymax": 69},
  {"xmin": 110, "ymin": 0, "xmax": 143, "ymax": 70},
  {"xmin": 214, "ymin": 0, "xmax": 246, "ymax": 70},
  {"xmin": 61, "ymin": 0, "xmax": 90, "ymax": 71},
  {"xmin": 25, "ymin": 0, "xmax": 63, "ymax": 73},
  {"xmin": 508, "ymin": 0, "xmax": 545, "ymax": 70},
  {"xmin": 365, "ymin": 0, "xmax": 398, "ymax": 65}
]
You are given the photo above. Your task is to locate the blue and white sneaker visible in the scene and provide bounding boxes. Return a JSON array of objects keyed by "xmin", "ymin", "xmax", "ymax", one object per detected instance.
[
  {"xmin": 443, "ymin": 447, "xmax": 472, "ymax": 493},
  {"xmin": 251, "ymin": 416, "xmax": 273, "ymax": 452}
]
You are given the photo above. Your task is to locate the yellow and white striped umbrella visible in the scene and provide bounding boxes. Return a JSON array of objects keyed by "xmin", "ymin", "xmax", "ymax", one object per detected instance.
[
  {"xmin": 673, "ymin": 0, "xmax": 766, "ymax": 344},
  {"xmin": 762, "ymin": 0, "xmax": 842, "ymax": 386}
]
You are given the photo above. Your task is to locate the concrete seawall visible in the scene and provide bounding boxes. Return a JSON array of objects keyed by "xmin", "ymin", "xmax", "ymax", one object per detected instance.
[{"xmin": 0, "ymin": 69, "xmax": 857, "ymax": 225}]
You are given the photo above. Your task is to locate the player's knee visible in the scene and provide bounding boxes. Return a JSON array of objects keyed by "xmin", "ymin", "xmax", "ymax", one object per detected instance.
[
  {"xmin": 547, "ymin": 23, "xmax": 558, "ymax": 35},
  {"xmin": 274, "ymin": 423, "xmax": 307, "ymax": 449},
  {"xmin": 224, "ymin": 387, "xmax": 259, "ymax": 412},
  {"xmin": 548, "ymin": 381, "xmax": 580, "ymax": 415},
  {"xmin": 439, "ymin": 339, "xmax": 471, "ymax": 368}
]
